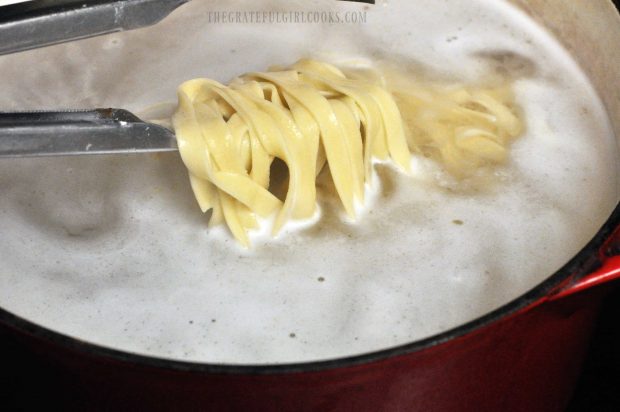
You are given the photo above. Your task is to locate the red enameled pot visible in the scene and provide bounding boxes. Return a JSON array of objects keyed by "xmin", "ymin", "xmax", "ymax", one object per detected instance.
[{"xmin": 1, "ymin": 0, "xmax": 620, "ymax": 411}]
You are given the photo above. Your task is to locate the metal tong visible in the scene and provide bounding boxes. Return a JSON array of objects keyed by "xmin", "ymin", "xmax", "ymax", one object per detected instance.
[
  {"xmin": 0, "ymin": 110, "xmax": 177, "ymax": 157},
  {"xmin": 0, "ymin": 0, "xmax": 188, "ymax": 157},
  {"xmin": 0, "ymin": 0, "xmax": 374, "ymax": 157},
  {"xmin": 0, "ymin": 0, "xmax": 189, "ymax": 56}
]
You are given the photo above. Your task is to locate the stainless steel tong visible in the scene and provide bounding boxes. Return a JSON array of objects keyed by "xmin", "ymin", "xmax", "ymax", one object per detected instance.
[
  {"xmin": 0, "ymin": 0, "xmax": 190, "ymax": 56},
  {"xmin": 0, "ymin": 0, "xmax": 188, "ymax": 157},
  {"xmin": 0, "ymin": 110, "xmax": 177, "ymax": 157},
  {"xmin": 0, "ymin": 0, "xmax": 374, "ymax": 157}
]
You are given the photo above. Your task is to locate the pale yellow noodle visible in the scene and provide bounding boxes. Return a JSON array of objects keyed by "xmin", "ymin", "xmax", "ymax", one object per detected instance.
[{"xmin": 172, "ymin": 59, "xmax": 522, "ymax": 246}]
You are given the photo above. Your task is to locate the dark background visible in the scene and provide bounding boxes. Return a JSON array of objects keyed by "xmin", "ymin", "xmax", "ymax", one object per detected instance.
[
  {"xmin": 1, "ymin": 1, "xmax": 620, "ymax": 410},
  {"xmin": 567, "ymin": 287, "xmax": 620, "ymax": 411}
]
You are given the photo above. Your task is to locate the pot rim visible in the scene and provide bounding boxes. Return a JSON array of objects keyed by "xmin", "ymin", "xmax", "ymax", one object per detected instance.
[{"xmin": 1, "ymin": 201, "xmax": 618, "ymax": 375}]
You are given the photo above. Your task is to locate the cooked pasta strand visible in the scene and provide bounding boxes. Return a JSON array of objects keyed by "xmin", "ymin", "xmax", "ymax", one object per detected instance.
[{"xmin": 172, "ymin": 60, "xmax": 522, "ymax": 246}]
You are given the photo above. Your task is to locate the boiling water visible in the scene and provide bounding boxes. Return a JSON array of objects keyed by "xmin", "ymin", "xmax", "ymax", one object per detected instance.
[{"xmin": 0, "ymin": 0, "xmax": 617, "ymax": 364}]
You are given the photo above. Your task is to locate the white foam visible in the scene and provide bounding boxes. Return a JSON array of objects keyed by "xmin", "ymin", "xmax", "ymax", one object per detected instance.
[{"xmin": 0, "ymin": 0, "xmax": 617, "ymax": 364}]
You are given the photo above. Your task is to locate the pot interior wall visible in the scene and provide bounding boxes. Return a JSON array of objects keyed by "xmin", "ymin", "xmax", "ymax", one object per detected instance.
[{"xmin": 515, "ymin": 0, "xmax": 620, "ymax": 186}]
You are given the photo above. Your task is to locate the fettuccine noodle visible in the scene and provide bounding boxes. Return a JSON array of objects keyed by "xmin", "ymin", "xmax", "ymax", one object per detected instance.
[{"xmin": 172, "ymin": 59, "xmax": 522, "ymax": 246}]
